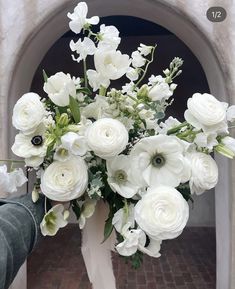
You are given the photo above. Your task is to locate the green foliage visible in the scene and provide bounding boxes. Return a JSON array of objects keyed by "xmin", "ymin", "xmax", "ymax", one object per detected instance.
[
  {"xmin": 69, "ymin": 95, "xmax": 81, "ymax": 123},
  {"xmin": 43, "ymin": 69, "xmax": 48, "ymax": 82},
  {"xmin": 177, "ymin": 183, "xmax": 194, "ymax": 203}
]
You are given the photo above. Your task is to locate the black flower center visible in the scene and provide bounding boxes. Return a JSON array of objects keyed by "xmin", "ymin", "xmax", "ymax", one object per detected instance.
[
  {"xmin": 31, "ymin": 135, "xmax": 43, "ymax": 146},
  {"xmin": 151, "ymin": 154, "xmax": 165, "ymax": 168}
]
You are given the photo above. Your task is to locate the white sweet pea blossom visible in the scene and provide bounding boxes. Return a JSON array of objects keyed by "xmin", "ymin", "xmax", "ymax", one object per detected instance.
[
  {"xmin": 70, "ymin": 37, "xmax": 96, "ymax": 63},
  {"xmin": 98, "ymin": 24, "xmax": 120, "ymax": 50},
  {"xmin": 12, "ymin": 93, "xmax": 46, "ymax": 135},
  {"xmin": 81, "ymin": 95, "xmax": 110, "ymax": 119},
  {"xmin": 86, "ymin": 118, "xmax": 129, "ymax": 159},
  {"xmin": 194, "ymin": 132, "xmax": 218, "ymax": 151},
  {"xmin": 116, "ymin": 224, "xmax": 146, "ymax": 256},
  {"xmin": 148, "ymin": 75, "xmax": 164, "ymax": 86},
  {"xmin": 112, "ymin": 204, "xmax": 135, "ymax": 233},
  {"xmin": 138, "ymin": 44, "xmax": 153, "ymax": 56},
  {"xmin": 67, "ymin": 2, "xmax": 99, "ymax": 34},
  {"xmin": 43, "ymin": 72, "xmax": 76, "ymax": 107},
  {"xmin": 157, "ymin": 117, "xmax": 181, "ymax": 134},
  {"xmin": 87, "ymin": 70, "xmax": 110, "ymax": 91},
  {"xmin": 61, "ymin": 132, "xmax": 88, "ymax": 156},
  {"xmin": 186, "ymin": 152, "xmax": 218, "ymax": 195},
  {"xmin": 135, "ymin": 186, "xmax": 189, "ymax": 240},
  {"xmin": 148, "ymin": 82, "xmax": 173, "ymax": 101},
  {"xmin": 131, "ymin": 51, "xmax": 146, "ymax": 68},
  {"xmin": 126, "ymin": 67, "xmax": 139, "ymax": 81},
  {"xmin": 41, "ymin": 156, "xmax": 88, "ymax": 201},
  {"xmin": 227, "ymin": 105, "xmax": 235, "ymax": 122},
  {"xmin": 138, "ymin": 238, "xmax": 162, "ymax": 258},
  {"xmin": 94, "ymin": 49, "xmax": 131, "ymax": 80},
  {"xmin": 130, "ymin": 135, "xmax": 188, "ymax": 188},
  {"xmin": 107, "ymin": 155, "xmax": 140, "ymax": 198},
  {"xmin": 0, "ymin": 165, "xmax": 27, "ymax": 197},
  {"xmin": 12, "ymin": 126, "xmax": 47, "ymax": 164},
  {"xmin": 40, "ymin": 204, "xmax": 68, "ymax": 236},
  {"xmin": 184, "ymin": 93, "xmax": 228, "ymax": 133}
]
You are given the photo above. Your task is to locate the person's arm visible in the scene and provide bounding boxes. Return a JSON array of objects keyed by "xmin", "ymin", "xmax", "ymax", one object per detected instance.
[{"xmin": 0, "ymin": 194, "xmax": 44, "ymax": 289}]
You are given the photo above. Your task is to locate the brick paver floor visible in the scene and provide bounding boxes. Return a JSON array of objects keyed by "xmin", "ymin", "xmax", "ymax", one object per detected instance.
[{"xmin": 27, "ymin": 226, "xmax": 215, "ymax": 289}]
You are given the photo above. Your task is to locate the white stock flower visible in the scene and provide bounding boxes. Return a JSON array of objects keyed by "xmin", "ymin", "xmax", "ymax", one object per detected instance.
[
  {"xmin": 184, "ymin": 93, "xmax": 228, "ymax": 133},
  {"xmin": 67, "ymin": 2, "xmax": 99, "ymax": 34},
  {"xmin": 138, "ymin": 44, "xmax": 153, "ymax": 56},
  {"xmin": 61, "ymin": 132, "xmax": 88, "ymax": 156},
  {"xmin": 94, "ymin": 49, "xmax": 131, "ymax": 80},
  {"xmin": 126, "ymin": 67, "xmax": 139, "ymax": 81},
  {"xmin": 12, "ymin": 127, "xmax": 47, "ymax": 161},
  {"xmin": 135, "ymin": 186, "xmax": 189, "ymax": 240},
  {"xmin": 130, "ymin": 135, "xmax": 187, "ymax": 188},
  {"xmin": 0, "ymin": 166, "xmax": 27, "ymax": 197},
  {"xmin": 70, "ymin": 37, "xmax": 96, "ymax": 63},
  {"xmin": 40, "ymin": 156, "xmax": 88, "ymax": 201},
  {"xmin": 86, "ymin": 118, "xmax": 129, "ymax": 159},
  {"xmin": 43, "ymin": 72, "xmax": 76, "ymax": 107},
  {"xmin": 131, "ymin": 51, "xmax": 146, "ymax": 68},
  {"xmin": 98, "ymin": 24, "xmax": 120, "ymax": 50},
  {"xmin": 40, "ymin": 204, "xmax": 68, "ymax": 236},
  {"xmin": 12, "ymin": 93, "xmax": 46, "ymax": 135},
  {"xmin": 187, "ymin": 152, "xmax": 218, "ymax": 195},
  {"xmin": 112, "ymin": 204, "xmax": 135, "ymax": 233},
  {"xmin": 107, "ymin": 155, "xmax": 140, "ymax": 198},
  {"xmin": 227, "ymin": 105, "xmax": 235, "ymax": 122},
  {"xmin": 148, "ymin": 82, "xmax": 173, "ymax": 101},
  {"xmin": 87, "ymin": 69, "xmax": 110, "ymax": 91}
]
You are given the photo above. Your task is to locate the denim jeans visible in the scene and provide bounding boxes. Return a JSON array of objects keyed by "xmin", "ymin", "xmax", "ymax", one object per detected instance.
[{"xmin": 0, "ymin": 194, "xmax": 44, "ymax": 289}]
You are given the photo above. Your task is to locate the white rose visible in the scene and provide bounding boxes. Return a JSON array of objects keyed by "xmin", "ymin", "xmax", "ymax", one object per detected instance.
[
  {"xmin": 94, "ymin": 49, "xmax": 131, "ymax": 80},
  {"xmin": 184, "ymin": 93, "xmax": 228, "ymax": 133},
  {"xmin": 40, "ymin": 156, "xmax": 88, "ymax": 201},
  {"xmin": 12, "ymin": 93, "xmax": 46, "ymax": 135},
  {"xmin": 135, "ymin": 186, "xmax": 189, "ymax": 240},
  {"xmin": 187, "ymin": 152, "xmax": 218, "ymax": 195},
  {"xmin": 43, "ymin": 72, "xmax": 76, "ymax": 107},
  {"xmin": 86, "ymin": 118, "xmax": 128, "ymax": 159}
]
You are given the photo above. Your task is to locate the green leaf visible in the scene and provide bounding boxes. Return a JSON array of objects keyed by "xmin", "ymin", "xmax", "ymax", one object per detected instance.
[
  {"xmin": 102, "ymin": 215, "xmax": 113, "ymax": 244},
  {"xmin": 77, "ymin": 87, "xmax": 92, "ymax": 95},
  {"xmin": 43, "ymin": 70, "xmax": 48, "ymax": 82},
  {"xmin": 69, "ymin": 95, "xmax": 81, "ymax": 123}
]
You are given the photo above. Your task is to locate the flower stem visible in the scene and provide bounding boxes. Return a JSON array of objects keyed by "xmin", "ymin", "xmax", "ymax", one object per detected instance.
[
  {"xmin": 167, "ymin": 121, "xmax": 188, "ymax": 135},
  {"xmin": 83, "ymin": 59, "xmax": 88, "ymax": 88},
  {"xmin": 44, "ymin": 197, "xmax": 48, "ymax": 214},
  {"xmin": 99, "ymin": 86, "xmax": 107, "ymax": 96}
]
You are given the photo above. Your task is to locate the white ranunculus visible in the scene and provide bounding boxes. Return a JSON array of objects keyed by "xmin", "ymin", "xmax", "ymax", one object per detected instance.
[
  {"xmin": 131, "ymin": 51, "xmax": 146, "ymax": 68},
  {"xmin": 61, "ymin": 132, "xmax": 88, "ymax": 156},
  {"xmin": 40, "ymin": 156, "xmax": 88, "ymax": 201},
  {"xmin": 98, "ymin": 24, "xmax": 120, "ymax": 50},
  {"xmin": 86, "ymin": 118, "xmax": 129, "ymax": 159},
  {"xmin": 130, "ymin": 135, "xmax": 187, "ymax": 188},
  {"xmin": 12, "ymin": 93, "xmax": 46, "ymax": 135},
  {"xmin": 135, "ymin": 186, "xmax": 189, "ymax": 240},
  {"xmin": 70, "ymin": 37, "xmax": 96, "ymax": 63},
  {"xmin": 43, "ymin": 72, "xmax": 76, "ymax": 107},
  {"xmin": 12, "ymin": 125, "xmax": 47, "ymax": 160},
  {"xmin": 40, "ymin": 204, "xmax": 68, "ymax": 236},
  {"xmin": 148, "ymin": 82, "xmax": 173, "ymax": 101},
  {"xmin": 187, "ymin": 152, "xmax": 218, "ymax": 195},
  {"xmin": 94, "ymin": 49, "xmax": 131, "ymax": 80},
  {"xmin": 107, "ymin": 155, "xmax": 140, "ymax": 198},
  {"xmin": 184, "ymin": 93, "xmax": 228, "ymax": 133},
  {"xmin": 67, "ymin": 2, "xmax": 99, "ymax": 34},
  {"xmin": 87, "ymin": 70, "xmax": 110, "ymax": 91}
]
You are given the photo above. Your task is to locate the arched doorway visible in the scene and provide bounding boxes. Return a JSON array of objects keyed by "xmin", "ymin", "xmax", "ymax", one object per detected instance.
[{"xmin": 7, "ymin": 1, "xmax": 231, "ymax": 288}]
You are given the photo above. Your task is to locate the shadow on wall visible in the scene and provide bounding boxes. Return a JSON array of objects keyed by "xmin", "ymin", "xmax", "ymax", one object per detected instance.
[{"xmin": 31, "ymin": 15, "xmax": 214, "ymax": 227}]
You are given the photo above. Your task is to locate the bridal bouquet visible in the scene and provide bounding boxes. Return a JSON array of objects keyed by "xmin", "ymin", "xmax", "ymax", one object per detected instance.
[{"xmin": 2, "ymin": 1, "xmax": 235, "ymax": 267}]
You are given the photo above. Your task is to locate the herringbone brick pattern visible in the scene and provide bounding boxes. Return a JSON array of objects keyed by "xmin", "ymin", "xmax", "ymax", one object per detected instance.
[{"xmin": 27, "ymin": 226, "xmax": 215, "ymax": 289}]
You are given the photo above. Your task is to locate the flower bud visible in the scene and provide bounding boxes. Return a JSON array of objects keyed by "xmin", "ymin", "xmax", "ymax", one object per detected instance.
[
  {"xmin": 32, "ymin": 189, "xmax": 39, "ymax": 203},
  {"xmin": 58, "ymin": 113, "xmax": 69, "ymax": 126},
  {"xmin": 137, "ymin": 84, "xmax": 149, "ymax": 98}
]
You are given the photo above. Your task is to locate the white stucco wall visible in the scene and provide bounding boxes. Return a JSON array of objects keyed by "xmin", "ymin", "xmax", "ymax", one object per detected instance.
[{"xmin": 0, "ymin": 1, "xmax": 235, "ymax": 289}]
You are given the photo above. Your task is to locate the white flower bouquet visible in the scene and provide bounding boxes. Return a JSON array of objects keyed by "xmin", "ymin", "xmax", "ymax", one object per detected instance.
[{"xmin": 2, "ymin": 1, "xmax": 235, "ymax": 268}]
